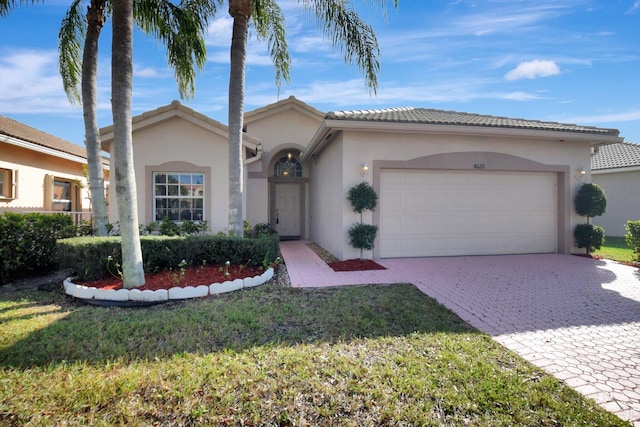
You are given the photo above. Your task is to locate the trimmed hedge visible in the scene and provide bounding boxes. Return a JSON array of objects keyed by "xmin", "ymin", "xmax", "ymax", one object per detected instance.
[
  {"xmin": 0, "ymin": 212, "xmax": 76, "ymax": 284},
  {"xmin": 57, "ymin": 234, "xmax": 280, "ymax": 281},
  {"xmin": 626, "ymin": 220, "xmax": 640, "ymax": 262}
]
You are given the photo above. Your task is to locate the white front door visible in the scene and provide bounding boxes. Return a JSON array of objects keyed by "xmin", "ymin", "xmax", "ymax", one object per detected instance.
[{"xmin": 275, "ymin": 183, "xmax": 301, "ymax": 237}]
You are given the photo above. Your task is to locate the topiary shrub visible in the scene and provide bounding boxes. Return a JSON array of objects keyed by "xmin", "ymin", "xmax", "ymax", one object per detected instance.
[
  {"xmin": 347, "ymin": 182, "xmax": 378, "ymax": 217},
  {"xmin": 574, "ymin": 223, "xmax": 605, "ymax": 254},
  {"xmin": 574, "ymin": 183, "xmax": 606, "ymax": 220},
  {"xmin": 347, "ymin": 182, "xmax": 378, "ymax": 258},
  {"xmin": 348, "ymin": 223, "xmax": 378, "ymax": 252},
  {"xmin": 625, "ymin": 220, "xmax": 640, "ymax": 262}
]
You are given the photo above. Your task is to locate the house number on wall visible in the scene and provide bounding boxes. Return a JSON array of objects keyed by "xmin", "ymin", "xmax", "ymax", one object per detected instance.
[{"xmin": 473, "ymin": 163, "xmax": 486, "ymax": 169}]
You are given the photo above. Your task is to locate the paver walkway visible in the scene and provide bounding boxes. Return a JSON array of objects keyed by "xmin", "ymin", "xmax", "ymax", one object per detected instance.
[{"xmin": 280, "ymin": 240, "xmax": 640, "ymax": 426}]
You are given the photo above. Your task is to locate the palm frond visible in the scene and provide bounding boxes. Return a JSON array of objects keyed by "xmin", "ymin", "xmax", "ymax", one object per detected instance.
[
  {"xmin": 301, "ymin": 0, "xmax": 384, "ymax": 94},
  {"xmin": 58, "ymin": 0, "xmax": 86, "ymax": 104},
  {"xmin": 134, "ymin": 0, "xmax": 217, "ymax": 99},
  {"xmin": 252, "ymin": 0, "xmax": 291, "ymax": 91},
  {"xmin": 0, "ymin": 0, "xmax": 44, "ymax": 18}
]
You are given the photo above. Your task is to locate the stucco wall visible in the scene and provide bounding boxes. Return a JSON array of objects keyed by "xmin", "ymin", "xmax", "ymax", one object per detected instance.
[
  {"xmin": 593, "ymin": 170, "xmax": 640, "ymax": 236},
  {"xmin": 310, "ymin": 129, "xmax": 592, "ymax": 259},
  {"xmin": 108, "ymin": 116, "xmax": 229, "ymax": 233},
  {"xmin": 309, "ymin": 135, "xmax": 345, "ymax": 259},
  {"xmin": 0, "ymin": 143, "xmax": 90, "ymax": 214}
]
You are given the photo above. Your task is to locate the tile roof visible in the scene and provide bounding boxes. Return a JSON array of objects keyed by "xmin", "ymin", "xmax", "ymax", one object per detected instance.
[
  {"xmin": 326, "ymin": 107, "xmax": 620, "ymax": 136},
  {"xmin": 591, "ymin": 142, "xmax": 640, "ymax": 170},
  {"xmin": 0, "ymin": 114, "xmax": 87, "ymax": 159}
]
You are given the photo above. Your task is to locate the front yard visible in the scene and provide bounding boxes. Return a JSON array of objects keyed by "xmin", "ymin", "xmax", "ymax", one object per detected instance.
[
  {"xmin": 0, "ymin": 280, "xmax": 629, "ymax": 426},
  {"xmin": 594, "ymin": 236, "xmax": 636, "ymax": 263}
]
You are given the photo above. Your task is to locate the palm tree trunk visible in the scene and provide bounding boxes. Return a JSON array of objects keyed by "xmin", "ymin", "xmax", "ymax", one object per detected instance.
[
  {"xmin": 112, "ymin": 0, "xmax": 145, "ymax": 288},
  {"xmin": 227, "ymin": 1, "xmax": 250, "ymax": 238},
  {"xmin": 83, "ymin": 0, "xmax": 108, "ymax": 236}
]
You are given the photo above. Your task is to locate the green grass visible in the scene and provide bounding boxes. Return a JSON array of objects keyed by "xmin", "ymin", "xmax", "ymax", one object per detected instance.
[
  {"xmin": 0, "ymin": 283, "xmax": 631, "ymax": 426},
  {"xmin": 594, "ymin": 236, "xmax": 636, "ymax": 263}
]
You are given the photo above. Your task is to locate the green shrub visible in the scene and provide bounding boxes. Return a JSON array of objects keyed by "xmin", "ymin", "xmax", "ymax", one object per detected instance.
[
  {"xmin": 348, "ymin": 223, "xmax": 378, "ymax": 252},
  {"xmin": 574, "ymin": 183, "xmax": 606, "ymax": 219},
  {"xmin": 625, "ymin": 220, "xmax": 640, "ymax": 262},
  {"xmin": 347, "ymin": 182, "xmax": 378, "ymax": 215},
  {"xmin": 57, "ymin": 234, "xmax": 280, "ymax": 281},
  {"xmin": 0, "ymin": 212, "xmax": 76, "ymax": 283},
  {"xmin": 574, "ymin": 223, "xmax": 605, "ymax": 254}
]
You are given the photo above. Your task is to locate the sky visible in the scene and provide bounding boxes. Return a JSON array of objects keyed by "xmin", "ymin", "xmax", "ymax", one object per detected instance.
[{"xmin": 1, "ymin": 0, "xmax": 639, "ymax": 147}]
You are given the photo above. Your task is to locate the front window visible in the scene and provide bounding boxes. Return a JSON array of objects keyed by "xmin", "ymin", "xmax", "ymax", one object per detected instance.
[
  {"xmin": 153, "ymin": 172, "xmax": 204, "ymax": 221},
  {"xmin": 52, "ymin": 179, "xmax": 72, "ymax": 212},
  {"xmin": 274, "ymin": 154, "xmax": 302, "ymax": 177}
]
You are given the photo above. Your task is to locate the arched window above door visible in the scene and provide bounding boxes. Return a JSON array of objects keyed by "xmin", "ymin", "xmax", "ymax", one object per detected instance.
[{"xmin": 274, "ymin": 154, "xmax": 302, "ymax": 177}]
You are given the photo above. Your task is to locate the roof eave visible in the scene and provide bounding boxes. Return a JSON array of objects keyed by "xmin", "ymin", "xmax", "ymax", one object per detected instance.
[
  {"xmin": 1, "ymin": 134, "xmax": 88, "ymax": 164},
  {"xmin": 592, "ymin": 165, "xmax": 640, "ymax": 174}
]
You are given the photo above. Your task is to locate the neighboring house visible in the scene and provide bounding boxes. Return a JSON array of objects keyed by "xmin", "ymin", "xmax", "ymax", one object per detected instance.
[
  {"xmin": 100, "ymin": 97, "xmax": 623, "ymax": 260},
  {"xmin": 0, "ymin": 115, "xmax": 106, "ymax": 224},
  {"xmin": 591, "ymin": 142, "xmax": 640, "ymax": 236}
]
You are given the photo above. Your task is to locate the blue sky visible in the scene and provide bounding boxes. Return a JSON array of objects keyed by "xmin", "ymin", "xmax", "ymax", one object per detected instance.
[{"xmin": 1, "ymin": 0, "xmax": 639, "ymax": 147}]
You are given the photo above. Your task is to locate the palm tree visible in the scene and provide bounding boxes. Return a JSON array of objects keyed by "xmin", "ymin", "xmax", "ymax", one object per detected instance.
[
  {"xmin": 59, "ymin": 0, "xmax": 211, "ymax": 236},
  {"xmin": 226, "ymin": 0, "xmax": 395, "ymax": 236},
  {"xmin": 58, "ymin": 0, "xmax": 211, "ymax": 287}
]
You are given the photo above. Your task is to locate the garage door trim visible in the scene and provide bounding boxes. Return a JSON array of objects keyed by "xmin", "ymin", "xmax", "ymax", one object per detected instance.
[{"xmin": 371, "ymin": 152, "xmax": 571, "ymax": 258}]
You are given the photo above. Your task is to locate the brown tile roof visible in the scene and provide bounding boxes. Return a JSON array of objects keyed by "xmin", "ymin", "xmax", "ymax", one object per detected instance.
[
  {"xmin": 591, "ymin": 142, "xmax": 640, "ymax": 170},
  {"xmin": 0, "ymin": 114, "xmax": 88, "ymax": 159},
  {"xmin": 326, "ymin": 107, "xmax": 620, "ymax": 136}
]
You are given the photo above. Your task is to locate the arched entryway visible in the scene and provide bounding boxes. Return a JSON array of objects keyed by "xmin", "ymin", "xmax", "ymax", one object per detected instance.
[{"xmin": 269, "ymin": 152, "xmax": 306, "ymax": 240}]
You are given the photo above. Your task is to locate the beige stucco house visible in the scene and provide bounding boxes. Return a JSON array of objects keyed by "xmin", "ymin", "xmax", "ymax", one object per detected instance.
[
  {"xmin": 100, "ymin": 97, "xmax": 623, "ymax": 260},
  {"xmin": 592, "ymin": 142, "xmax": 640, "ymax": 236},
  {"xmin": 0, "ymin": 115, "xmax": 103, "ymax": 223}
]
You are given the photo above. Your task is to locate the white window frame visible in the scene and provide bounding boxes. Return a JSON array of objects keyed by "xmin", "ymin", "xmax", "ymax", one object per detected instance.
[{"xmin": 153, "ymin": 172, "xmax": 205, "ymax": 222}]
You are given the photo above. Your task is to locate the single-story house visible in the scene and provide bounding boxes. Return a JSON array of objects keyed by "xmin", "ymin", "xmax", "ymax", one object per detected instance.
[
  {"xmin": 0, "ymin": 115, "xmax": 107, "ymax": 224},
  {"xmin": 591, "ymin": 142, "xmax": 640, "ymax": 236},
  {"xmin": 100, "ymin": 97, "xmax": 623, "ymax": 260}
]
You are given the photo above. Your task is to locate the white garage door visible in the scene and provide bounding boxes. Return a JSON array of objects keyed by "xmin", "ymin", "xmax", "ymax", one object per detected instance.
[{"xmin": 379, "ymin": 169, "xmax": 557, "ymax": 257}]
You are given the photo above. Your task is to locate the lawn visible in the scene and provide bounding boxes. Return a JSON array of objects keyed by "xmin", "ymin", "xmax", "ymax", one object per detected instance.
[
  {"xmin": 594, "ymin": 236, "xmax": 636, "ymax": 263},
  {"xmin": 0, "ymin": 281, "xmax": 630, "ymax": 426}
]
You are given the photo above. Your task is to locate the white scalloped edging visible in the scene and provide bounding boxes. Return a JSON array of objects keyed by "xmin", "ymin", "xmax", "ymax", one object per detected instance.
[{"xmin": 63, "ymin": 267, "xmax": 274, "ymax": 302}]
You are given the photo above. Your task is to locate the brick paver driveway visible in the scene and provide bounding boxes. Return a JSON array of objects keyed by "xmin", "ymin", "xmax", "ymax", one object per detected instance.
[{"xmin": 280, "ymin": 242, "xmax": 640, "ymax": 425}]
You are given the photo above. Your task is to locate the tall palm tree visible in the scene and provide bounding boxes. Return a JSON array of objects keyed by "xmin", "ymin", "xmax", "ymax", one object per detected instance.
[
  {"xmin": 58, "ymin": 0, "xmax": 211, "ymax": 287},
  {"xmin": 110, "ymin": 0, "xmax": 145, "ymax": 288},
  {"xmin": 226, "ymin": 0, "xmax": 395, "ymax": 237},
  {"xmin": 59, "ymin": 0, "xmax": 211, "ymax": 236}
]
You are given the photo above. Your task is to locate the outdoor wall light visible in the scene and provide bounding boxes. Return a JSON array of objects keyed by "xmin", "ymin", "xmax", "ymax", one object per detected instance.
[
  {"xmin": 361, "ymin": 163, "xmax": 369, "ymax": 177},
  {"xmin": 575, "ymin": 169, "xmax": 586, "ymax": 179}
]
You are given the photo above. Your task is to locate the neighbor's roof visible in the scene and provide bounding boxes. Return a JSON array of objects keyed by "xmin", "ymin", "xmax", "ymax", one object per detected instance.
[
  {"xmin": 0, "ymin": 114, "xmax": 88, "ymax": 159},
  {"xmin": 326, "ymin": 107, "xmax": 621, "ymax": 136},
  {"xmin": 591, "ymin": 141, "xmax": 640, "ymax": 170}
]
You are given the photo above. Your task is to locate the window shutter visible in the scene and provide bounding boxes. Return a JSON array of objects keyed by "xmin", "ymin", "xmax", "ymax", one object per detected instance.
[
  {"xmin": 43, "ymin": 174, "xmax": 53, "ymax": 210},
  {"xmin": 12, "ymin": 169, "xmax": 18, "ymax": 199}
]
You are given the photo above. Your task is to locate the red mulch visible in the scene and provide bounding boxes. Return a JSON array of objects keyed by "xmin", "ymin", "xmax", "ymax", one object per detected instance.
[
  {"xmin": 328, "ymin": 258, "xmax": 386, "ymax": 272},
  {"xmin": 77, "ymin": 264, "xmax": 264, "ymax": 291}
]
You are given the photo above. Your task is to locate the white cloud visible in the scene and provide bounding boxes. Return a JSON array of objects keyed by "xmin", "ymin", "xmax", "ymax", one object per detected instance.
[
  {"xmin": 504, "ymin": 59, "xmax": 560, "ymax": 81},
  {"xmin": 0, "ymin": 49, "xmax": 78, "ymax": 113},
  {"xmin": 626, "ymin": 1, "xmax": 640, "ymax": 14}
]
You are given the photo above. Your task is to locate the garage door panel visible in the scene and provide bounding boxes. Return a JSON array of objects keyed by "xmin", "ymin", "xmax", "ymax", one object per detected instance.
[{"xmin": 380, "ymin": 170, "xmax": 557, "ymax": 257}]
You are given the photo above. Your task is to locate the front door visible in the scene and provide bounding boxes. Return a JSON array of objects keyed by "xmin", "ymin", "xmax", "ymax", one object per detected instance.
[{"xmin": 274, "ymin": 183, "xmax": 301, "ymax": 238}]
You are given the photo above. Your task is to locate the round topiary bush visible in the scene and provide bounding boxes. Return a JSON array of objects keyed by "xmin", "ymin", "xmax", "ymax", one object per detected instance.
[
  {"xmin": 347, "ymin": 182, "xmax": 378, "ymax": 215},
  {"xmin": 574, "ymin": 223, "xmax": 605, "ymax": 254},
  {"xmin": 574, "ymin": 183, "xmax": 606, "ymax": 219},
  {"xmin": 348, "ymin": 223, "xmax": 378, "ymax": 252}
]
